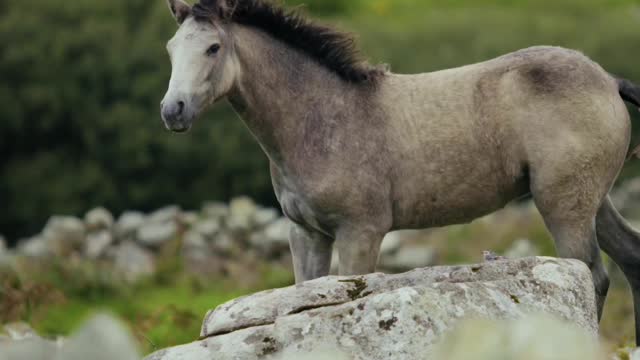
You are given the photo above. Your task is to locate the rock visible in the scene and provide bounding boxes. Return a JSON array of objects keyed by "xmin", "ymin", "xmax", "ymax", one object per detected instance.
[
  {"xmin": 115, "ymin": 211, "xmax": 146, "ymax": 240},
  {"xmin": 0, "ymin": 235, "xmax": 6, "ymax": 253},
  {"xmin": 252, "ymin": 208, "xmax": 279, "ymax": 228},
  {"xmin": 379, "ymin": 242, "xmax": 436, "ymax": 272},
  {"xmin": 378, "ymin": 230, "xmax": 437, "ymax": 272},
  {"xmin": 432, "ymin": 315, "xmax": 605, "ymax": 360},
  {"xmin": 137, "ymin": 222, "xmax": 178, "ymax": 248},
  {"xmin": 17, "ymin": 236, "xmax": 49, "ymax": 257},
  {"xmin": 84, "ymin": 207, "xmax": 114, "ymax": 231},
  {"xmin": 113, "ymin": 242, "xmax": 155, "ymax": 282},
  {"xmin": 84, "ymin": 231, "xmax": 113, "ymax": 259},
  {"xmin": 211, "ymin": 232, "xmax": 236, "ymax": 254},
  {"xmin": 193, "ymin": 219, "xmax": 221, "ymax": 239},
  {"xmin": 0, "ymin": 315, "xmax": 141, "ymax": 360},
  {"xmin": 179, "ymin": 211, "xmax": 200, "ymax": 227},
  {"xmin": 56, "ymin": 314, "xmax": 140, "ymax": 360},
  {"xmin": 202, "ymin": 202, "xmax": 230, "ymax": 221},
  {"xmin": 612, "ymin": 178, "xmax": 640, "ymax": 220},
  {"xmin": 136, "ymin": 206, "xmax": 180, "ymax": 248},
  {"xmin": 183, "ymin": 247, "xmax": 225, "ymax": 276},
  {"xmin": 263, "ymin": 218, "xmax": 291, "ymax": 242},
  {"xmin": 4, "ymin": 323, "xmax": 39, "ymax": 341},
  {"xmin": 183, "ymin": 230, "xmax": 208, "ymax": 250},
  {"xmin": 271, "ymin": 346, "xmax": 351, "ymax": 360},
  {"xmin": 0, "ymin": 337, "xmax": 59, "ymax": 360},
  {"xmin": 379, "ymin": 231, "xmax": 404, "ymax": 256},
  {"xmin": 249, "ymin": 218, "xmax": 291, "ymax": 257},
  {"xmin": 228, "ymin": 197, "xmax": 258, "ymax": 230},
  {"xmin": 613, "ymin": 347, "xmax": 640, "ymax": 360},
  {"xmin": 42, "ymin": 216, "xmax": 86, "ymax": 255},
  {"xmin": 505, "ymin": 238, "xmax": 539, "ymax": 259},
  {"xmin": 147, "ymin": 206, "xmax": 181, "ymax": 224},
  {"xmin": 146, "ymin": 257, "xmax": 597, "ymax": 360}
]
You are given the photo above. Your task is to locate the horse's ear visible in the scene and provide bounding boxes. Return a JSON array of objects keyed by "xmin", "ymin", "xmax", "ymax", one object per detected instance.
[
  {"xmin": 216, "ymin": 0, "xmax": 237, "ymax": 20},
  {"xmin": 166, "ymin": 0, "xmax": 191, "ymax": 25}
]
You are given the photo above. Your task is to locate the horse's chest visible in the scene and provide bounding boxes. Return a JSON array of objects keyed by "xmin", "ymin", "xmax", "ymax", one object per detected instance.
[{"xmin": 271, "ymin": 167, "xmax": 341, "ymax": 235}]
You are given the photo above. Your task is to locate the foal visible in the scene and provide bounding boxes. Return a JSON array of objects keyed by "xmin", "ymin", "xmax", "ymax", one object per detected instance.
[{"xmin": 160, "ymin": 0, "xmax": 640, "ymax": 343}]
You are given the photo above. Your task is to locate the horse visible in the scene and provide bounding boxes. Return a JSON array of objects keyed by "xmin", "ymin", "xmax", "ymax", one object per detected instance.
[{"xmin": 160, "ymin": 0, "xmax": 640, "ymax": 344}]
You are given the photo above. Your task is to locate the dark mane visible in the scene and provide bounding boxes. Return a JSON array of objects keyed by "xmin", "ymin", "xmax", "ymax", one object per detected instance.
[{"xmin": 191, "ymin": 0, "xmax": 385, "ymax": 85}]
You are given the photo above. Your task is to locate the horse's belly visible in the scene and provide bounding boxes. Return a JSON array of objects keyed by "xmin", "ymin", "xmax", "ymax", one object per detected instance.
[{"xmin": 390, "ymin": 162, "xmax": 528, "ymax": 230}]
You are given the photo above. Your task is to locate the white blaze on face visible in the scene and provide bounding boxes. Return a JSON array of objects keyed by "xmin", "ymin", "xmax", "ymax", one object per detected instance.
[{"xmin": 162, "ymin": 17, "xmax": 238, "ymax": 129}]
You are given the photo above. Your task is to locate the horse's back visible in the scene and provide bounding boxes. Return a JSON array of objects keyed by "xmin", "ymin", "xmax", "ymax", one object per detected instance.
[{"xmin": 379, "ymin": 46, "xmax": 629, "ymax": 230}]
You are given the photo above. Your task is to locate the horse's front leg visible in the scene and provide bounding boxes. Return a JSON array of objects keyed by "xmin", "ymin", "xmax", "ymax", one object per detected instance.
[
  {"xmin": 335, "ymin": 225, "xmax": 387, "ymax": 276},
  {"xmin": 289, "ymin": 223, "xmax": 334, "ymax": 284}
]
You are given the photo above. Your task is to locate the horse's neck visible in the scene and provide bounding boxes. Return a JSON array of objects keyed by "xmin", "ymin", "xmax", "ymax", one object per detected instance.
[{"xmin": 227, "ymin": 25, "xmax": 358, "ymax": 164}]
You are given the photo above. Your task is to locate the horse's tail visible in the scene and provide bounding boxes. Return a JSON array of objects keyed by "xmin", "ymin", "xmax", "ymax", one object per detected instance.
[{"xmin": 618, "ymin": 77, "xmax": 640, "ymax": 108}]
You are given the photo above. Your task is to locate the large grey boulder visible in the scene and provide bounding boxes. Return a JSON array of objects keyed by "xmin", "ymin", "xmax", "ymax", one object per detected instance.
[{"xmin": 146, "ymin": 257, "xmax": 597, "ymax": 360}]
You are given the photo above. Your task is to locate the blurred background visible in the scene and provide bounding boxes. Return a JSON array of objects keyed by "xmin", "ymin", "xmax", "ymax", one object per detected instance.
[{"xmin": 2, "ymin": 0, "xmax": 640, "ymax": 356}]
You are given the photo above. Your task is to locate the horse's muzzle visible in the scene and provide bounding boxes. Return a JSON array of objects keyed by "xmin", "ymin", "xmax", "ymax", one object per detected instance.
[{"xmin": 161, "ymin": 100, "xmax": 193, "ymax": 133}]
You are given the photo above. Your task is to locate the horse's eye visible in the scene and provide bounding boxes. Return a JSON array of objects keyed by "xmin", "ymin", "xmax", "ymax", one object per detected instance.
[{"xmin": 206, "ymin": 44, "xmax": 221, "ymax": 56}]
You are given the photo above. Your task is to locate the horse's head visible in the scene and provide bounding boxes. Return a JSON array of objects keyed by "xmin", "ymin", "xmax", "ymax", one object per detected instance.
[{"xmin": 161, "ymin": 0, "xmax": 239, "ymax": 132}]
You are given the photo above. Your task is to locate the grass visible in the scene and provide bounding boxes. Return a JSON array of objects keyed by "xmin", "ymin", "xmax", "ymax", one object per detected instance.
[
  {"xmin": 35, "ymin": 281, "xmax": 241, "ymax": 352},
  {"xmin": 1, "ymin": 257, "xmax": 294, "ymax": 354}
]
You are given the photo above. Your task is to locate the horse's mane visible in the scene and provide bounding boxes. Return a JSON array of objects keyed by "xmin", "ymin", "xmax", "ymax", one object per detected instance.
[{"xmin": 191, "ymin": 0, "xmax": 385, "ymax": 85}]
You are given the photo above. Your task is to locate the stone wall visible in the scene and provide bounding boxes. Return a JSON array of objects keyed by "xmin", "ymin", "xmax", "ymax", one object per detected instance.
[
  {"xmin": 0, "ymin": 197, "xmax": 455, "ymax": 282},
  {"xmin": 2, "ymin": 180, "xmax": 640, "ymax": 284}
]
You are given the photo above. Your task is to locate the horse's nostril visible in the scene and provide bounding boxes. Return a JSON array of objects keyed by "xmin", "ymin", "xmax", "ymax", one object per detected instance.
[{"xmin": 177, "ymin": 101, "xmax": 185, "ymax": 114}]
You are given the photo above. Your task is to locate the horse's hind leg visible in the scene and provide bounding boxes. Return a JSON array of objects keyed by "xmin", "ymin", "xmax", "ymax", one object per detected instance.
[
  {"xmin": 597, "ymin": 196, "xmax": 640, "ymax": 345},
  {"xmin": 538, "ymin": 210, "xmax": 609, "ymax": 320},
  {"xmin": 531, "ymin": 173, "xmax": 610, "ymax": 320}
]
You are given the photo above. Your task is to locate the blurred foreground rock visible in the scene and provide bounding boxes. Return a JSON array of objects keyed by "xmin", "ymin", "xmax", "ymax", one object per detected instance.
[
  {"xmin": 432, "ymin": 315, "xmax": 606, "ymax": 360},
  {"xmin": 146, "ymin": 257, "xmax": 597, "ymax": 360},
  {"xmin": 0, "ymin": 314, "xmax": 140, "ymax": 360}
]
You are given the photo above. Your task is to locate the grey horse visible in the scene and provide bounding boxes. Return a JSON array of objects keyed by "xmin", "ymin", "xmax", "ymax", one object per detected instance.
[{"xmin": 160, "ymin": 0, "xmax": 640, "ymax": 343}]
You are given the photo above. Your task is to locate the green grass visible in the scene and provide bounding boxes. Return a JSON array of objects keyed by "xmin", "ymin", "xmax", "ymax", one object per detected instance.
[
  {"xmin": 35, "ymin": 282, "xmax": 242, "ymax": 353},
  {"xmin": 1, "ymin": 259, "xmax": 294, "ymax": 354}
]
